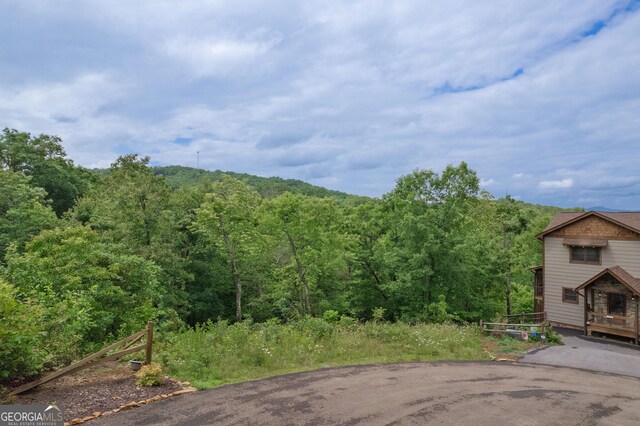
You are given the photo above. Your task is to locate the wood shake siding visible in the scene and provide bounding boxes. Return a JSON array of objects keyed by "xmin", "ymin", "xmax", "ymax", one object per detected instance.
[{"xmin": 544, "ymin": 238, "xmax": 640, "ymax": 327}]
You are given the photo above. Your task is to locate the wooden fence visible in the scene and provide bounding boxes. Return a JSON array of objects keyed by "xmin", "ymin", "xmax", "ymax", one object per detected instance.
[
  {"xmin": 480, "ymin": 312, "xmax": 547, "ymax": 338},
  {"xmin": 10, "ymin": 321, "xmax": 154, "ymax": 396},
  {"xmin": 497, "ymin": 311, "xmax": 546, "ymax": 324}
]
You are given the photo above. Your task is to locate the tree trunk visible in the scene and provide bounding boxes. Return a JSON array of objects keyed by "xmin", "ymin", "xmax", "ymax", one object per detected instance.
[
  {"xmin": 362, "ymin": 260, "xmax": 387, "ymax": 300},
  {"xmin": 285, "ymin": 229, "xmax": 312, "ymax": 315},
  {"xmin": 503, "ymin": 228, "xmax": 512, "ymax": 316},
  {"xmin": 219, "ymin": 217, "xmax": 242, "ymax": 322},
  {"xmin": 139, "ymin": 195, "xmax": 152, "ymax": 247}
]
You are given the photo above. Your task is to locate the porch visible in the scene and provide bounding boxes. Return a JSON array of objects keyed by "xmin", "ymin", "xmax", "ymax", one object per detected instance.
[{"xmin": 575, "ymin": 266, "xmax": 640, "ymax": 345}]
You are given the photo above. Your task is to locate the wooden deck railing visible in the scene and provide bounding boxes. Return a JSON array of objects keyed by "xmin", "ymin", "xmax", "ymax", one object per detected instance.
[{"xmin": 588, "ymin": 313, "xmax": 634, "ymax": 331}]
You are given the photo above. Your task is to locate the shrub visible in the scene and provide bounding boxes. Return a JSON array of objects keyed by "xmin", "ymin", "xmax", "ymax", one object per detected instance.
[
  {"xmin": 544, "ymin": 327, "xmax": 563, "ymax": 345},
  {"xmin": 338, "ymin": 315, "xmax": 358, "ymax": 328},
  {"xmin": 0, "ymin": 279, "xmax": 45, "ymax": 382},
  {"xmin": 296, "ymin": 316, "xmax": 334, "ymax": 340},
  {"xmin": 372, "ymin": 307, "xmax": 386, "ymax": 322},
  {"xmin": 136, "ymin": 363, "xmax": 165, "ymax": 387},
  {"xmin": 322, "ymin": 310, "xmax": 340, "ymax": 323},
  {"xmin": 417, "ymin": 295, "xmax": 461, "ymax": 324}
]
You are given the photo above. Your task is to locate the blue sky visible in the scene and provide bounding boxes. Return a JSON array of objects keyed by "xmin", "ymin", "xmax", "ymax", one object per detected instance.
[{"xmin": 1, "ymin": 1, "xmax": 639, "ymax": 209}]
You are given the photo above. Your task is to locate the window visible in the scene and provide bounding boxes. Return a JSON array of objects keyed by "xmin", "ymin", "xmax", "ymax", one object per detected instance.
[
  {"xmin": 570, "ymin": 247, "xmax": 601, "ymax": 264},
  {"xmin": 607, "ymin": 293, "xmax": 626, "ymax": 315},
  {"xmin": 562, "ymin": 287, "xmax": 578, "ymax": 304}
]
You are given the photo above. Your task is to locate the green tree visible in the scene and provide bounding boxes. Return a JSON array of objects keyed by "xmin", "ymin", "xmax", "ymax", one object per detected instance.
[
  {"xmin": 4, "ymin": 226, "xmax": 161, "ymax": 365},
  {"xmin": 342, "ymin": 200, "xmax": 391, "ymax": 319},
  {"xmin": 71, "ymin": 154, "xmax": 191, "ymax": 319},
  {"xmin": 262, "ymin": 193, "xmax": 351, "ymax": 317},
  {"xmin": 0, "ymin": 170, "xmax": 57, "ymax": 259},
  {"xmin": 0, "ymin": 129, "xmax": 94, "ymax": 216},
  {"xmin": 193, "ymin": 176, "xmax": 262, "ymax": 322},
  {"xmin": 0, "ymin": 278, "xmax": 45, "ymax": 382},
  {"xmin": 381, "ymin": 162, "xmax": 485, "ymax": 321}
]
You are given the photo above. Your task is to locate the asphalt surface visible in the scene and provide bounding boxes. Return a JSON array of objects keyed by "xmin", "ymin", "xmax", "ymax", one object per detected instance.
[
  {"xmin": 90, "ymin": 362, "xmax": 640, "ymax": 425},
  {"xmin": 520, "ymin": 330, "xmax": 640, "ymax": 378}
]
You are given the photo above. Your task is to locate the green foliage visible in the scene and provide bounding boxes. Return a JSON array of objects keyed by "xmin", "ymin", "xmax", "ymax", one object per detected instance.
[
  {"xmin": 0, "ymin": 129, "xmax": 571, "ymax": 384},
  {"xmin": 193, "ymin": 176, "xmax": 263, "ymax": 321},
  {"xmin": 152, "ymin": 165, "xmax": 367, "ymax": 202},
  {"xmin": 135, "ymin": 363, "xmax": 165, "ymax": 387},
  {"xmin": 158, "ymin": 320, "xmax": 485, "ymax": 389},
  {"xmin": 322, "ymin": 310, "xmax": 340, "ymax": 323},
  {"xmin": 71, "ymin": 154, "xmax": 191, "ymax": 318},
  {"xmin": 0, "ymin": 129, "xmax": 94, "ymax": 216},
  {"xmin": 544, "ymin": 327, "xmax": 563, "ymax": 345},
  {"xmin": 4, "ymin": 226, "xmax": 161, "ymax": 366},
  {"xmin": 0, "ymin": 279, "xmax": 45, "ymax": 382},
  {"xmin": 418, "ymin": 295, "xmax": 462, "ymax": 324},
  {"xmin": 0, "ymin": 170, "xmax": 57, "ymax": 259},
  {"xmin": 261, "ymin": 193, "xmax": 352, "ymax": 318},
  {"xmin": 372, "ymin": 307, "xmax": 386, "ymax": 322}
]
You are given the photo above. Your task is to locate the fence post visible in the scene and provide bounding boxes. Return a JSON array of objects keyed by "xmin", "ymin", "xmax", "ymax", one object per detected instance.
[{"xmin": 145, "ymin": 321, "xmax": 154, "ymax": 365}]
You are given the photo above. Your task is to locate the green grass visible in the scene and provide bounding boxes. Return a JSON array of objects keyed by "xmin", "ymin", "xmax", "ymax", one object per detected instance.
[{"xmin": 156, "ymin": 319, "xmax": 489, "ymax": 389}]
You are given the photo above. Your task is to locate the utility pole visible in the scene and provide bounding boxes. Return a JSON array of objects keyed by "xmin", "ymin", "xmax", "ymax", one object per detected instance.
[{"xmin": 197, "ymin": 151, "xmax": 200, "ymax": 169}]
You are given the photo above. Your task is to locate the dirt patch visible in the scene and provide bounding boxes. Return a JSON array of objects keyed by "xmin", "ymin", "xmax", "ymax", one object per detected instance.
[
  {"xmin": 482, "ymin": 336, "xmax": 542, "ymax": 361},
  {"xmin": 12, "ymin": 361, "xmax": 186, "ymax": 422}
]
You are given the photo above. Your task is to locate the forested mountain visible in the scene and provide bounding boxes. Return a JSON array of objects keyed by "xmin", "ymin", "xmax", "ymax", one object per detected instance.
[
  {"xmin": 1, "ymin": 129, "xmax": 576, "ymax": 382},
  {"xmin": 93, "ymin": 165, "xmax": 368, "ymax": 202},
  {"xmin": 152, "ymin": 165, "xmax": 369, "ymax": 202}
]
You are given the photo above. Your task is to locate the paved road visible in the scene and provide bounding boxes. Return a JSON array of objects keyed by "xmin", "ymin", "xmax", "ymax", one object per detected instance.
[
  {"xmin": 520, "ymin": 330, "xmax": 640, "ymax": 378},
  {"xmin": 91, "ymin": 362, "xmax": 640, "ymax": 426}
]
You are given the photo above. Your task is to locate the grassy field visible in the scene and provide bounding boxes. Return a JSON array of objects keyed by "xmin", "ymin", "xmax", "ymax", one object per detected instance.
[{"xmin": 156, "ymin": 319, "xmax": 548, "ymax": 389}]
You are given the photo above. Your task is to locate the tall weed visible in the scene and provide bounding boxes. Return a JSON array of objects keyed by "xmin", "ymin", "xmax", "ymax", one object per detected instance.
[{"xmin": 158, "ymin": 319, "xmax": 485, "ymax": 388}]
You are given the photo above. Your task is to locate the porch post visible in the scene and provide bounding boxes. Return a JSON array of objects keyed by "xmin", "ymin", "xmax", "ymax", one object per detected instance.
[
  {"xmin": 583, "ymin": 291, "xmax": 588, "ymax": 336},
  {"xmin": 635, "ymin": 295, "xmax": 638, "ymax": 345}
]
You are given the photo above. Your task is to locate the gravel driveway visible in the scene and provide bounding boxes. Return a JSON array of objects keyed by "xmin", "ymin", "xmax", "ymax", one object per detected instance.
[
  {"xmin": 90, "ymin": 362, "xmax": 640, "ymax": 425},
  {"xmin": 519, "ymin": 329, "xmax": 640, "ymax": 378}
]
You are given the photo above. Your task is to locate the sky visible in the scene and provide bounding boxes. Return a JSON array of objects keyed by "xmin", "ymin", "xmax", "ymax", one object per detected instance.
[{"xmin": 1, "ymin": 1, "xmax": 640, "ymax": 209}]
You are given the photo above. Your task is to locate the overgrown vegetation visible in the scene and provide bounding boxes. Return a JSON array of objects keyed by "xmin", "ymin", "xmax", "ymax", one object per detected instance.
[
  {"xmin": 0, "ymin": 129, "xmax": 571, "ymax": 384},
  {"xmin": 158, "ymin": 319, "xmax": 487, "ymax": 389}
]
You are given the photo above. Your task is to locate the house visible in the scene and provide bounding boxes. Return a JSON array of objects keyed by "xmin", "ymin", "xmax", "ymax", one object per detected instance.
[{"xmin": 535, "ymin": 211, "xmax": 640, "ymax": 344}]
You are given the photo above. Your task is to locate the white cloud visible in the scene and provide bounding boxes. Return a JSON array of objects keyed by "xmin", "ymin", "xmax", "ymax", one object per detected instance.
[
  {"xmin": 1, "ymin": 1, "xmax": 639, "ymax": 207},
  {"xmin": 163, "ymin": 34, "xmax": 280, "ymax": 78},
  {"xmin": 480, "ymin": 178, "xmax": 497, "ymax": 187},
  {"xmin": 0, "ymin": 73, "xmax": 122, "ymax": 121},
  {"xmin": 539, "ymin": 178, "xmax": 574, "ymax": 189}
]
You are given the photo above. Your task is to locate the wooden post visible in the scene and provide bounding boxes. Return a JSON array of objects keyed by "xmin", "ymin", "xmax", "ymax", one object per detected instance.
[
  {"xmin": 479, "ymin": 319, "xmax": 483, "ymax": 332},
  {"xmin": 635, "ymin": 296, "xmax": 638, "ymax": 345},
  {"xmin": 145, "ymin": 321, "xmax": 154, "ymax": 365},
  {"xmin": 583, "ymin": 291, "xmax": 588, "ymax": 337}
]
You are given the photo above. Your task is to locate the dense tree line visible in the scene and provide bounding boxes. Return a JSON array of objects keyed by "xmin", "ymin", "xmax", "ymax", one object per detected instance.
[{"xmin": 0, "ymin": 129, "xmax": 562, "ymax": 382}]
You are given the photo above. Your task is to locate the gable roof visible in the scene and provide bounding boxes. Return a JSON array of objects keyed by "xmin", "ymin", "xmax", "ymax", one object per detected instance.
[
  {"xmin": 537, "ymin": 211, "xmax": 640, "ymax": 239},
  {"xmin": 574, "ymin": 265, "xmax": 640, "ymax": 295}
]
